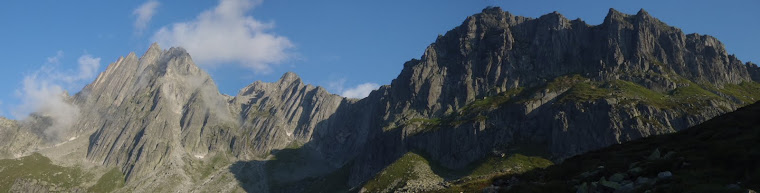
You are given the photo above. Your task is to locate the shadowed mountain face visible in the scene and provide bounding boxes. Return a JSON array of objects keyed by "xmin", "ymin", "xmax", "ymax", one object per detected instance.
[
  {"xmin": 488, "ymin": 98, "xmax": 760, "ymax": 193},
  {"xmin": 0, "ymin": 7, "xmax": 758, "ymax": 193}
]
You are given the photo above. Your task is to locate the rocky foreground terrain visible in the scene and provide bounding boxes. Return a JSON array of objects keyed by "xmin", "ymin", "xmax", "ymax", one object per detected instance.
[{"xmin": 0, "ymin": 7, "xmax": 758, "ymax": 193}]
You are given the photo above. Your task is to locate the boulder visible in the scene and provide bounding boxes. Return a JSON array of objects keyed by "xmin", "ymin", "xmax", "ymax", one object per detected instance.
[
  {"xmin": 609, "ymin": 173, "xmax": 626, "ymax": 182},
  {"xmin": 657, "ymin": 171, "xmax": 672, "ymax": 179},
  {"xmin": 635, "ymin": 177, "xmax": 651, "ymax": 185},
  {"xmin": 648, "ymin": 148, "xmax": 661, "ymax": 160}
]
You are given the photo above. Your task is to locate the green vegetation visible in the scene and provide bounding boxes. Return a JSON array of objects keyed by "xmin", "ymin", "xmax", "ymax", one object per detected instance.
[
  {"xmin": 669, "ymin": 80, "xmax": 719, "ymax": 100},
  {"xmin": 403, "ymin": 87, "xmax": 524, "ymax": 134},
  {"xmin": 459, "ymin": 87, "xmax": 524, "ymax": 114},
  {"xmin": 183, "ymin": 153, "xmax": 231, "ymax": 180},
  {"xmin": 403, "ymin": 73, "xmax": 758, "ymax": 136},
  {"xmin": 362, "ymin": 152, "xmax": 432, "ymax": 192},
  {"xmin": 201, "ymin": 154, "xmax": 231, "ymax": 178},
  {"xmin": 558, "ymin": 81, "xmax": 612, "ymax": 103},
  {"xmin": 149, "ymin": 174, "xmax": 183, "ymax": 193},
  {"xmin": 87, "ymin": 168, "xmax": 125, "ymax": 193},
  {"xmin": 468, "ymin": 154, "xmax": 553, "ymax": 177},
  {"xmin": 266, "ymin": 147, "xmax": 353, "ymax": 193},
  {"xmin": 439, "ymin": 153, "xmax": 553, "ymax": 193},
  {"xmin": 545, "ymin": 74, "xmax": 587, "ymax": 92},
  {"xmin": 403, "ymin": 74, "xmax": 756, "ymax": 135},
  {"xmin": 300, "ymin": 163, "xmax": 352, "ymax": 193},
  {"xmin": 363, "ymin": 151, "xmax": 553, "ymax": 193},
  {"xmin": 718, "ymin": 81, "xmax": 760, "ymax": 103},
  {"xmin": 0, "ymin": 153, "xmax": 138, "ymax": 193},
  {"xmin": 265, "ymin": 142, "xmax": 310, "ymax": 185},
  {"xmin": 0, "ymin": 153, "xmax": 88, "ymax": 192},
  {"xmin": 608, "ymin": 80, "xmax": 669, "ymax": 106},
  {"xmin": 270, "ymin": 141, "xmax": 304, "ymax": 164},
  {"xmin": 435, "ymin": 179, "xmax": 493, "ymax": 193},
  {"xmin": 408, "ymin": 118, "xmax": 442, "ymax": 131},
  {"xmin": 265, "ymin": 141, "xmax": 353, "ymax": 192},
  {"xmin": 667, "ymin": 79, "xmax": 722, "ymax": 113},
  {"xmin": 553, "ymin": 76, "xmax": 754, "ymax": 114},
  {"xmin": 556, "ymin": 79, "xmax": 668, "ymax": 104}
]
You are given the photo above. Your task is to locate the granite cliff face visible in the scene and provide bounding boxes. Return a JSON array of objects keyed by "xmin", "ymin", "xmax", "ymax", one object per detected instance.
[
  {"xmin": 66, "ymin": 43, "xmax": 368, "ymax": 190},
  {"xmin": 75, "ymin": 44, "xmax": 232, "ymax": 185},
  {"xmin": 0, "ymin": 7, "xmax": 758, "ymax": 192},
  {"xmin": 342, "ymin": 7, "xmax": 759, "ymax": 187}
]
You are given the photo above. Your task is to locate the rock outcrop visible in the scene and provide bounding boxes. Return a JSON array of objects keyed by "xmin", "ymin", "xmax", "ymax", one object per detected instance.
[{"xmin": 0, "ymin": 117, "xmax": 44, "ymax": 158}]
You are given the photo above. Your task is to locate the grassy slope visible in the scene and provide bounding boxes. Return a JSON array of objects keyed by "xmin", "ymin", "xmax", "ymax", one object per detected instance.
[
  {"xmin": 265, "ymin": 141, "xmax": 354, "ymax": 193},
  {"xmin": 183, "ymin": 153, "xmax": 231, "ymax": 181},
  {"xmin": 439, "ymin": 154, "xmax": 553, "ymax": 193},
  {"xmin": 362, "ymin": 152, "xmax": 435, "ymax": 192},
  {"xmin": 394, "ymin": 72, "xmax": 760, "ymax": 149},
  {"xmin": 0, "ymin": 153, "xmax": 130, "ymax": 193},
  {"xmin": 403, "ymin": 74, "xmax": 760, "ymax": 135},
  {"xmin": 361, "ymin": 152, "xmax": 553, "ymax": 193},
  {"xmin": 87, "ymin": 168, "xmax": 126, "ymax": 193},
  {"xmin": 556, "ymin": 77, "xmax": 728, "ymax": 109},
  {"xmin": 0, "ymin": 153, "xmax": 88, "ymax": 192},
  {"xmin": 452, "ymin": 101, "xmax": 760, "ymax": 192},
  {"xmin": 404, "ymin": 87, "xmax": 525, "ymax": 134}
]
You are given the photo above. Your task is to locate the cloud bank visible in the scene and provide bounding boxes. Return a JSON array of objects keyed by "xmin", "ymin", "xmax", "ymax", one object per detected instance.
[
  {"xmin": 14, "ymin": 52, "xmax": 101, "ymax": 140},
  {"xmin": 152, "ymin": 0, "xmax": 293, "ymax": 73},
  {"xmin": 327, "ymin": 78, "xmax": 379, "ymax": 99},
  {"xmin": 133, "ymin": 0, "xmax": 160, "ymax": 34},
  {"xmin": 341, "ymin": 83, "xmax": 380, "ymax": 99}
]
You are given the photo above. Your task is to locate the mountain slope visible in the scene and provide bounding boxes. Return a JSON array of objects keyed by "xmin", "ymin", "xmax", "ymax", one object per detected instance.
[
  {"xmin": 478, "ymin": 99, "xmax": 760, "ymax": 192},
  {"xmin": 0, "ymin": 7, "xmax": 758, "ymax": 193},
  {"xmin": 343, "ymin": 7, "xmax": 760, "ymax": 189}
]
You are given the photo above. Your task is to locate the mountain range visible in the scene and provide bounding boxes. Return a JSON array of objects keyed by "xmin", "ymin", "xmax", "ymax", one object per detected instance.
[{"xmin": 0, "ymin": 7, "xmax": 758, "ymax": 193}]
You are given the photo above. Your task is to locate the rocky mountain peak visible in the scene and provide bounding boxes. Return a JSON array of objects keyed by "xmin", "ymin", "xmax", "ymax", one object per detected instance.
[
  {"xmin": 538, "ymin": 10, "xmax": 570, "ymax": 28},
  {"xmin": 80, "ymin": 45, "xmax": 204, "ymax": 100},
  {"xmin": 603, "ymin": 8, "xmax": 632, "ymax": 25},
  {"xmin": 278, "ymin": 71, "xmax": 302, "ymax": 85},
  {"xmin": 636, "ymin": 8, "xmax": 651, "ymax": 18},
  {"xmin": 145, "ymin": 42, "xmax": 162, "ymax": 56},
  {"xmin": 602, "ymin": 8, "xmax": 665, "ymax": 30},
  {"xmin": 748, "ymin": 62, "xmax": 760, "ymax": 82},
  {"xmin": 160, "ymin": 47, "xmax": 205, "ymax": 78},
  {"xmin": 480, "ymin": 6, "xmax": 503, "ymax": 15}
]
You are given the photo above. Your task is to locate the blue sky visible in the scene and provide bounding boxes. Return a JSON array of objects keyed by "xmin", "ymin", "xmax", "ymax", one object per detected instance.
[{"xmin": 0, "ymin": 0, "xmax": 758, "ymax": 118}]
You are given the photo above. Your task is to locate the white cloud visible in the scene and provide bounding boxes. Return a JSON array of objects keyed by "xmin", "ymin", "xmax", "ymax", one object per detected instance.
[
  {"xmin": 326, "ymin": 78, "xmax": 346, "ymax": 94},
  {"xmin": 152, "ymin": 0, "xmax": 293, "ymax": 73},
  {"xmin": 133, "ymin": 0, "xmax": 160, "ymax": 34},
  {"xmin": 13, "ymin": 51, "xmax": 101, "ymax": 140},
  {"xmin": 16, "ymin": 74, "xmax": 80, "ymax": 139},
  {"xmin": 74, "ymin": 55, "xmax": 101, "ymax": 82},
  {"xmin": 46, "ymin": 51, "xmax": 63, "ymax": 65},
  {"xmin": 341, "ymin": 83, "xmax": 380, "ymax": 99}
]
